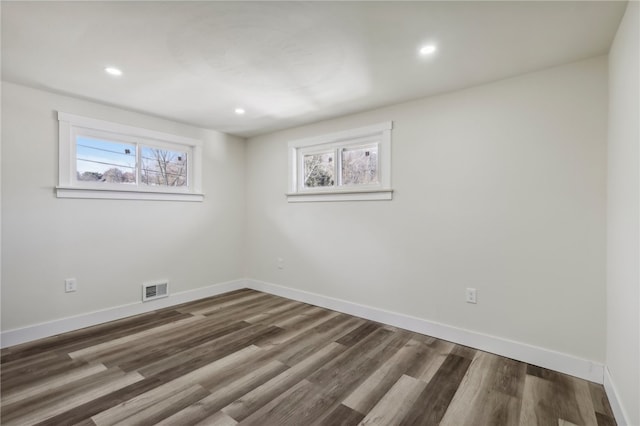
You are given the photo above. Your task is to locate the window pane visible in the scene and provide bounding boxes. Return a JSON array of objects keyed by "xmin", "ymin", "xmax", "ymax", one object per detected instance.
[
  {"xmin": 341, "ymin": 145, "xmax": 378, "ymax": 185},
  {"xmin": 304, "ymin": 152, "xmax": 335, "ymax": 187},
  {"xmin": 76, "ymin": 136, "xmax": 136, "ymax": 183},
  {"xmin": 141, "ymin": 146, "xmax": 188, "ymax": 187}
]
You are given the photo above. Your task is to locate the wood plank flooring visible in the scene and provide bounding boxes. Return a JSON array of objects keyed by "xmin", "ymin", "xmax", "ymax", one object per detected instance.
[{"xmin": 0, "ymin": 289, "xmax": 616, "ymax": 426}]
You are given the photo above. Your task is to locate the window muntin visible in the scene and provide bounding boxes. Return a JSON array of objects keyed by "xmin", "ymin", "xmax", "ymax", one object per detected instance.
[
  {"xmin": 72, "ymin": 132, "xmax": 192, "ymax": 191},
  {"xmin": 287, "ymin": 121, "xmax": 392, "ymax": 202},
  {"xmin": 58, "ymin": 112, "xmax": 203, "ymax": 201},
  {"xmin": 298, "ymin": 143, "xmax": 379, "ymax": 191}
]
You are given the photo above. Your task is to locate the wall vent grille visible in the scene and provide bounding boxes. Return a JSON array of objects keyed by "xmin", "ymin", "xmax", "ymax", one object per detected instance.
[{"xmin": 142, "ymin": 282, "xmax": 169, "ymax": 302}]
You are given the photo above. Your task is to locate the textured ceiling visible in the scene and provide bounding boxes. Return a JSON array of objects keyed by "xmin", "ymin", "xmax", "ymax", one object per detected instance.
[{"xmin": 1, "ymin": 1, "xmax": 627, "ymax": 137}]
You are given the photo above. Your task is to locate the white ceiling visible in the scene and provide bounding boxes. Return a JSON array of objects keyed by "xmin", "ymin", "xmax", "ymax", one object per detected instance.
[{"xmin": 1, "ymin": 1, "xmax": 626, "ymax": 138}]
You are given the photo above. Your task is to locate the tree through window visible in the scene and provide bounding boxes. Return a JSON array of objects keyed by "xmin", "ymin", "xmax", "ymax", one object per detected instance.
[
  {"xmin": 141, "ymin": 147, "xmax": 187, "ymax": 187},
  {"xmin": 304, "ymin": 152, "xmax": 335, "ymax": 187},
  {"xmin": 58, "ymin": 112, "xmax": 203, "ymax": 201},
  {"xmin": 287, "ymin": 121, "xmax": 393, "ymax": 202}
]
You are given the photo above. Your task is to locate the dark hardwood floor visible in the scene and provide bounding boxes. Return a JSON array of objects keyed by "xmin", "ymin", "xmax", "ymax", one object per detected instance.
[{"xmin": 0, "ymin": 289, "xmax": 616, "ymax": 425}]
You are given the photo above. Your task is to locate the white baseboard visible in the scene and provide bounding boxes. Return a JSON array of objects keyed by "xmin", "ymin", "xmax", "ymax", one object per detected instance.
[
  {"xmin": 603, "ymin": 367, "xmax": 632, "ymax": 426},
  {"xmin": 245, "ymin": 279, "xmax": 605, "ymax": 384},
  {"xmin": 1, "ymin": 277, "xmax": 606, "ymax": 387},
  {"xmin": 0, "ymin": 279, "xmax": 246, "ymax": 349}
]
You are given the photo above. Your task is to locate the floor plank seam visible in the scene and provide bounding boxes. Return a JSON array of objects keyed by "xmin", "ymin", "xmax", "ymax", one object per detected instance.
[{"xmin": 0, "ymin": 290, "xmax": 617, "ymax": 426}]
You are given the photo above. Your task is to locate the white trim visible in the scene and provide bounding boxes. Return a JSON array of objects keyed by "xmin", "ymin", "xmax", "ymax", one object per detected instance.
[
  {"xmin": 245, "ymin": 279, "xmax": 605, "ymax": 384},
  {"xmin": 286, "ymin": 189, "xmax": 393, "ymax": 202},
  {"xmin": 56, "ymin": 186, "xmax": 204, "ymax": 202},
  {"xmin": 287, "ymin": 121, "xmax": 393, "ymax": 202},
  {"xmin": 287, "ymin": 121, "xmax": 393, "ymax": 149},
  {"xmin": 0, "ymin": 279, "xmax": 246, "ymax": 348},
  {"xmin": 1, "ymin": 277, "xmax": 606, "ymax": 386},
  {"xmin": 603, "ymin": 367, "xmax": 632, "ymax": 426},
  {"xmin": 58, "ymin": 112, "xmax": 202, "ymax": 147},
  {"xmin": 57, "ymin": 111, "xmax": 203, "ymax": 199}
]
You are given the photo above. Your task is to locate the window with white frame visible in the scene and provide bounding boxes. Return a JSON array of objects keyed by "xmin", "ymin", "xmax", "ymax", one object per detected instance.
[
  {"xmin": 57, "ymin": 112, "xmax": 203, "ymax": 201},
  {"xmin": 287, "ymin": 121, "xmax": 393, "ymax": 202}
]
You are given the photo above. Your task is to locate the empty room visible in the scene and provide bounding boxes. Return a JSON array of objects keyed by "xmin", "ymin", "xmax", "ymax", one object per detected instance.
[{"xmin": 1, "ymin": 1, "xmax": 638, "ymax": 425}]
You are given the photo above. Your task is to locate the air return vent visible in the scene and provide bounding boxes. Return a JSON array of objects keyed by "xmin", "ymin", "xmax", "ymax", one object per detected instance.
[{"xmin": 142, "ymin": 281, "xmax": 169, "ymax": 302}]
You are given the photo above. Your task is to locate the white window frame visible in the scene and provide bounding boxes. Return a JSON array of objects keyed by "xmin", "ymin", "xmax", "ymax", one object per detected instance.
[
  {"xmin": 57, "ymin": 112, "xmax": 204, "ymax": 202},
  {"xmin": 287, "ymin": 121, "xmax": 393, "ymax": 202}
]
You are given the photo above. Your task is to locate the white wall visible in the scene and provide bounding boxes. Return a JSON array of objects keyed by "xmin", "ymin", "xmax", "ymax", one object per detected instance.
[
  {"xmin": 245, "ymin": 56, "xmax": 608, "ymax": 363},
  {"xmin": 606, "ymin": 1, "xmax": 640, "ymax": 425},
  {"xmin": 1, "ymin": 82, "xmax": 246, "ymax": 331}
]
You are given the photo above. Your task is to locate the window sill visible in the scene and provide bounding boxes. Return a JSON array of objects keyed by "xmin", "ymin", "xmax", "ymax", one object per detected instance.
[
  {"xmin": 56, "ymin": 186, "xmax": 204, "ymax": 202},
  {"xmin": 286, "ymin": 188, "xmax": 393, "ymax": 203}
]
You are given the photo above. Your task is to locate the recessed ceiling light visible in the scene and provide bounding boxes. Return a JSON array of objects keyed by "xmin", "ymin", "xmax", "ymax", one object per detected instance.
[
  {"xmin": 235, "ymin": 108, "xmax": 245, "ymax": 115},
  {"xmin": 419, "ymin": 45, "xmax": 437, "ymax": 55},
  {"xmin": 105, "ymin": 67, "xmax": 123, "ymax": 76}
]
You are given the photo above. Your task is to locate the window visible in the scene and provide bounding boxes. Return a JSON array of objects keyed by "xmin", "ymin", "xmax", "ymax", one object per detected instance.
[
  {"xmin": 287, "ymin": 121, "xmax": 393, "ymax": 202},
  {"xmin": 303, "ymin": 151, "xmax": 335, "ymax": 188},
  {"xmin": 57, "ymin": 112, "xmax": 203, "ymax": 201}
]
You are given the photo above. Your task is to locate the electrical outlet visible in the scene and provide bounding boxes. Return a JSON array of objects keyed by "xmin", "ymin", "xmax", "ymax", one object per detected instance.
[
  {"xmin": 277, "ymin": 257, "xmax": 284, "ymax": 270},
  {"xmin": 65, "ymin": 278, "xmax": 77, "ymax": 293},
  {"xmin": 466, "ymin": 287, "xmax": 477, "ymax": 304}
]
